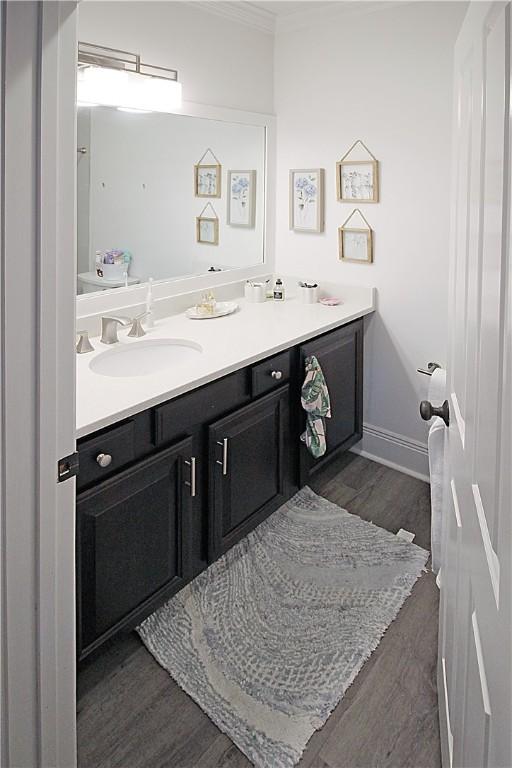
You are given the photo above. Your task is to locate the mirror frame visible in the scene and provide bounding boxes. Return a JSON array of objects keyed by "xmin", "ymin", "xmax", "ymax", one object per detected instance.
[{"xmin": 75, "ymin": 99, "xmax": 275, "ymax": 317}]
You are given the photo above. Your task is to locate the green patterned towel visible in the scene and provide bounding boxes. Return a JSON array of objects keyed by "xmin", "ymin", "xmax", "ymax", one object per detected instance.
[{"xmin": 300, "ymin": 354, "xmax": 331, "ymax": 458}]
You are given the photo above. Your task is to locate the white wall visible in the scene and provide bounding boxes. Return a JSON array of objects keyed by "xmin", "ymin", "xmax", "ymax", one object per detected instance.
[
  {"xmin": 79, "ymin": 105, "xmax": 265, "ymax": 281},
  {"xmin": 78, "ymin": 1, "xmax": 274, "ymax": 114},
  {"xmin": 77, "ymin": 107, "xmax": 90, "ymax": 274},
  {"xmin": 274, "ymin": 1, "xmax": 466, "ymax": 478}
]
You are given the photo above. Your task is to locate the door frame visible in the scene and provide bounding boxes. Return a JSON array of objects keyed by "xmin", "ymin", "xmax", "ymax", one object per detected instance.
[{"xmin": 0, "ymin": 3, "xmax": 78, "ymax": 766}]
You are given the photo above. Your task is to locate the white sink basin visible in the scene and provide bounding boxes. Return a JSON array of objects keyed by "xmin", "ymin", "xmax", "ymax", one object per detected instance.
[{"xmin": 90, "ymin": 338, "xmax": 203, "ymax": 377}]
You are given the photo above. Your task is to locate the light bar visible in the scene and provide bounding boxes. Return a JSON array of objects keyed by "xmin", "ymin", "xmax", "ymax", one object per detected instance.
[{"xmin": 77, "ymin": 43, "xmax": 182, "ymax": 113}]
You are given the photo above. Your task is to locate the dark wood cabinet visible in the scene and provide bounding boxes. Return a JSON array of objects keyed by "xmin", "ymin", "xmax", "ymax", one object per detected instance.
[
  {"xmin": 208, "ymin": 386, "xmax": 289, "ymax": 560},
  {"xmin": 299, "ymin": 321, "xmax": 363, "ymax": 485},
  {"xmin": 77, "ymin": 436, "xmax": 194, "ymax": 659},
  {"xmin": 76, "ymin": 318, "xmax": 364, "ymax": 660}
]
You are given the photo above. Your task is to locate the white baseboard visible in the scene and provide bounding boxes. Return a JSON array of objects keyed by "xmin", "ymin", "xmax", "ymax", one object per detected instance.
[{"xmin": 350, "ymin": 422, "xmax": 430, "ymax": 483}]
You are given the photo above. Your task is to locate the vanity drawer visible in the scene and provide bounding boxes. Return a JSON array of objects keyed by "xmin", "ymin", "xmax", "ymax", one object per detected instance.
[
  {"xmin": 154, "ymin": 369, "xmax": 250, "ymax": 446},
  {"xmin": 77, "ymin": 421, "xmax": 135, "ymax": 491},
  {"xmin": 251, "ymin": 350, "xmax": 291, "ymax": 397}
]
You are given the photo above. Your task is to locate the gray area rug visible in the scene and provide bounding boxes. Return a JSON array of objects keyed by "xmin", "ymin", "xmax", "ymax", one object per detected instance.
[{"xmin": 138, "ymin": 486, "xmax": 428, "ymax": 768}]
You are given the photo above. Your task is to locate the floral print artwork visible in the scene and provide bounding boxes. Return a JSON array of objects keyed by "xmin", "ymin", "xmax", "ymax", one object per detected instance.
[
  {"xmin": 196, "ymin": 165, "xmax": 220, "ymax": 197},
  {"xmin": 340, "ymin": 162, "xmax": 376, "ymax": 201},
  {"xmin": 290, "ymin": 170, "xmax": 323, "ymax": 232},
  {"xmin": 228, "ymin": 171, "xmax": 255, "ymax": 227},
  {"xmin": 294, "ymin": 173, "xmax": 317, "ymax": 228}
]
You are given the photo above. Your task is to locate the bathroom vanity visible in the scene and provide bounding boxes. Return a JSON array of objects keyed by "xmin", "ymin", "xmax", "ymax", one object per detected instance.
[{"xmin": 75, "ymin": 294, "xmax": 373, "ymax": 660}]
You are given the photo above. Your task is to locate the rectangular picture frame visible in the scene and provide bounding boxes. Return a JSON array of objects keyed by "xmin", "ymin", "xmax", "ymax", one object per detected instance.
[
  {"xmin": 195, "ymin": 163, "xmax": 222, "ymax": 198},
  {"xmin": 336, "ymin": 159, "xmax": 379, "ymax": 203},
  {"xmin": 196, "ymin": 216, "xmax": 219, "ymax": 245},
  {"xmin": 338, "ymin": 226, "xmax": 373, "ymax": 263},
  {"xmin": 227, "ymin": 170, "xmax": 256, "ymax": 228},
  {"xmin": 289, "ymin": 168, "xmax": 325, "ymax": 233}
]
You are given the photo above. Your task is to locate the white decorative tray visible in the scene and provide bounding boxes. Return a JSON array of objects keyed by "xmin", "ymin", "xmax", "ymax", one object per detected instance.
[{"xmin": 185, "ymin": 301, "xmax": 239, "ymax": 320}]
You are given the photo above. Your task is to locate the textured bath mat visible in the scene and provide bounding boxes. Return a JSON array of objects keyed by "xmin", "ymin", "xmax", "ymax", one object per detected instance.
[{"xmin": 137, "ymin": 486, "xmax": 428, "ymax": 768}]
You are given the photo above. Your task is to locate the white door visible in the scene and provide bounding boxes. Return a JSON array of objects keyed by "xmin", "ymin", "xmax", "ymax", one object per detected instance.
[
  {"xmin": 438, "ymin": 3, "xmax": 511, "ymax": 767},
  {"xmin": 0, "ymin": 2, "xmax": 78, "ymax": 766}
]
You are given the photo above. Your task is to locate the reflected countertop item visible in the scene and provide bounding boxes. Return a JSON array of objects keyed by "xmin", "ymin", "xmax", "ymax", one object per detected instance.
[
  {"xmin": 78, "ymin": 271, "xmax": 141, "ymax": 290},
  {"xmin": 76, "ymin": 290, "xmax": 375, "ymax": 438}
]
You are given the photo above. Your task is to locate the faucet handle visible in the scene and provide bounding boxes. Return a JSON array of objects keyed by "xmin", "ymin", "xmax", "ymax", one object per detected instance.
[
  {"xmin": 76, "ymin": 329, "xmax": 94, "ymax": 354},
  {"xmin": 127, "ymin": 311, "xmax": 149, "ymax": 338}
]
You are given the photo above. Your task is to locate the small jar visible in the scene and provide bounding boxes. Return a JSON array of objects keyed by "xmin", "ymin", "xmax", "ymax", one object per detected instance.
[{"xmin": 298, "ymin": 285, "xmax": 319, "ymax": 304}]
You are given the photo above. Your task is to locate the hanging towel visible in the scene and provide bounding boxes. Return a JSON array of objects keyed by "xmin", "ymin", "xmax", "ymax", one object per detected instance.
[{"xmin": 301, "ymin": 355, "xmax": 331, "ymax": 458}]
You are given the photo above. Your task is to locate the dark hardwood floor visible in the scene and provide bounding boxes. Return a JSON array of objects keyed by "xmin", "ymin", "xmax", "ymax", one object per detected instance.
[{"xmin": 77, "ymin": 454, "xmax": 440, "ymax": 768}]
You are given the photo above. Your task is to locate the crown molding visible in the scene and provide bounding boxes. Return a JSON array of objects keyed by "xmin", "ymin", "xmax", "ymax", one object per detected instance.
[
  {"xmin": 191, "ymin": 1, "xmax": 276, "ymax": 34},
  {"xmin": 189, "ymin": 1, "xmax": 412, "ymax": 37},
  {"xmin": 275, "ymin": 1, "xmax": 408, "ymax": 34}
]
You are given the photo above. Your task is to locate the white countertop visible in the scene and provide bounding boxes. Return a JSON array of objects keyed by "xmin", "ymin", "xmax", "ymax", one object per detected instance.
[{"xmin": 76, "ymin": 290, "xmax": 375, "ymax": 439}]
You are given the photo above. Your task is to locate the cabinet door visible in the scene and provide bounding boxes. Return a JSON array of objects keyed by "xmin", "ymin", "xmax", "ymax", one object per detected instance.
[
  {"xmin": 208, "ymin": 386, "xmax": 289, "ymax": 560},
  {"xmin": 77, "ymin": 436, "xmax": 195, "ymax": 659},
  {"xmin": 299, "ymin": 319, "xmax": 363, "ymax": 484}
]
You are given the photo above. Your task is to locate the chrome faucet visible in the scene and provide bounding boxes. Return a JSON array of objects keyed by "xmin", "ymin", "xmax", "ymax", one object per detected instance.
[
  {"xmin": 100, "ymin": 312, "xmax": 150, "ymax": 344},
  {"xmin": 100, "ymin": 316, "xmax": 132, "ymax": 344},
  {"xmin": 127, "ymin": 311, "xmax": 149, "ymax": 338}
]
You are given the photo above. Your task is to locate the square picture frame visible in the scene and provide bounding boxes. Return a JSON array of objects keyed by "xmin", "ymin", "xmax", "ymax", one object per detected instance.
[
  {"xmin": 195, "ymin": 164, "xmax": 222, "ymax": 198},
  {"xmin": 289, "ymin": 168, "xmax": 325, "ymax": 233},
  {"xmin": 336, "ymin": 159, "xmax": 379, "ymax": 203},
  {"xmin": 227, "ymin": 170, "xmax": 256, "ymax": 228},
  {"xmin": 196, "ymin": 216, "xmax": 219, "ymax": 245},
  {"xmin": 338, "ymin": 225, "xmax": 373, "ymax": 263}
]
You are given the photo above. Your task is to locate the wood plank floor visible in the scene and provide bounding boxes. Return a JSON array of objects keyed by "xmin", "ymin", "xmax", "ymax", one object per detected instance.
[{"xmin": 77, "ymin": 454, "xmax": 440, "ymax": 768}]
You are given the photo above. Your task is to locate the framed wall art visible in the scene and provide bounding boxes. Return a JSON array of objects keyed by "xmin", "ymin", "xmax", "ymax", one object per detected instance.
[
  {"xmin": 338, "ymin": 209, "xmax": 373, "ymax": 263},
  {"xmin": 289, "ymin": 168, "xmax": 325, "ymax": 233},
  {"xmin": 336, "ymin": 140, "xmax": 379, "ymax": 203},
  {"xmin": 227, "ymin": 170, "xmax": 256, "ymax": 227},
  {"xmin": 195, "ymin": 148, "xmax": 222, "ymax": 198},
  {"xmin": 196, "ymin": 203, "xmax": 219, "ymax": 245}
]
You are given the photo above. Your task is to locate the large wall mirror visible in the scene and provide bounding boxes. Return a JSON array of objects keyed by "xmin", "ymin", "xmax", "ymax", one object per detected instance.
[{"xmin": 77, "ymin": 106, "xmax": 266, "ymax": 295}]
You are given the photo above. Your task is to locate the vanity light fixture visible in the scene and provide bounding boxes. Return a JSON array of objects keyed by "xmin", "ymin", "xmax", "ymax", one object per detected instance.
[{"xmin": 77, "ymin": 42, "xmax": 182, "ymax": 113}]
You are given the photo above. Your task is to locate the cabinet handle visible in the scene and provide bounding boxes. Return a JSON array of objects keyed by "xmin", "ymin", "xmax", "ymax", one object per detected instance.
[
  {"xmin": 271, "ymin": 370, "xmax": 283, "ymax": 380},
  {"xmin": 96, "ymin": 453, "xmax": 112, "ymax": 468},
  {"xmin": 216, "ymin": 438, "xmax": 228, "ymax": 476},
  {"xmin": 184, "ymin": 456, "xmax": 196, "ymax": 497}
]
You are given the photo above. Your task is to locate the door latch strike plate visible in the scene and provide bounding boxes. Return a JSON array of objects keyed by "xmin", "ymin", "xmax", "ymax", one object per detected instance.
[{"xmin": 58, "ymin": 451, "xmax": 79, "ymax": 482}]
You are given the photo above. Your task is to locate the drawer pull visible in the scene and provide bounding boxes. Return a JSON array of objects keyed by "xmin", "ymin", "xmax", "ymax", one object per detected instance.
[
  {"xmin": 216, "ymin": 438, "xmax": 228, "ymax": 476},
  {"xmin": 271, "ymin": 370, "xmax": 283, "ymax": 380},
  {"xmin": 96, "ymin": 453, "xmax": 112, "ymax": 468},
  {"xmin": 184, "ymin": 456, "xmax": 197, "ymax": 497}
]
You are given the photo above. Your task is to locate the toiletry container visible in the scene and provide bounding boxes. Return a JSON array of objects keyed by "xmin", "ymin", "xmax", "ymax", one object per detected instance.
[
  {"xmin": 273, "ymin": 278, "xmax": 285, "ymax": 301},
  {"xmin": 299, "ymin": 285, "xmax": 319, "ymax": 304},
  {"xmin": 102, "ymin": 263, "xmax": 127, "ymax": 281},
  {"xmin": 245, "ymin": 282, "xmax": 267, "ymax": 303}
]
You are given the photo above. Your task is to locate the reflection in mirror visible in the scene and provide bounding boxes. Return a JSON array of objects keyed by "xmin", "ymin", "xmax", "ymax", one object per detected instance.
[{"xmin": 77, "ymin": 107, "xmax": 266, "ymax": 295}]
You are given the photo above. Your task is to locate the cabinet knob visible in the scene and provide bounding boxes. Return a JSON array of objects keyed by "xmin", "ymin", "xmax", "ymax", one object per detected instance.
[
  {"xmin": 271, "ymin": 370, "xmax": 283, "ymax": 380},
  {"xmin": 96, "ymin": 452, "xmax": 112, "ymax": 468}
]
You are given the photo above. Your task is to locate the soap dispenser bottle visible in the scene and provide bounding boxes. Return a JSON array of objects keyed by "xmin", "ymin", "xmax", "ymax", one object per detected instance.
[{"xmin": 273, "ymin": 277, "xmax": 285, "ymax": 301}]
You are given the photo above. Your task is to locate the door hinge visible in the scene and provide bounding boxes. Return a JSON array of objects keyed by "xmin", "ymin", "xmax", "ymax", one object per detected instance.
[{"xmin": 58, "ymin": 451, "xmax": 79, "ymax": 482}]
